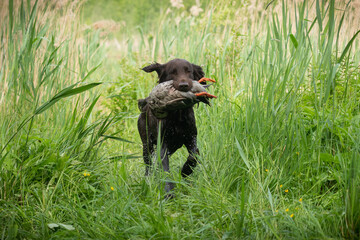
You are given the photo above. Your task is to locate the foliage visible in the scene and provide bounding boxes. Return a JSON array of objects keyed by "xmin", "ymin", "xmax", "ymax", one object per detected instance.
[{"xmin": 1, "ymin": 0, "xmax": 360, "ymax": 239}]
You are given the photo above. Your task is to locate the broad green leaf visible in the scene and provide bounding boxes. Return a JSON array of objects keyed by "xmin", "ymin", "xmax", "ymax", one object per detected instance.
[
  {"xmin": 289, "ymin": 34, "xmax": 298, "ymax": 48},
  {"xmin": 320, "ymin": 152, "xmax": 339, "ymax": 164},
  {"xmin": 35, "ymin": 83, "xmax": 102, "ymax": 115},
  {"xmin": 52, "ymin": 83, "xmax": 102, "ymax": 100},
  {"xmin": 47, "ymin": 223, "xmax": 59, "ymax": 230},
  {"xmin": 58, "ymin": 223, "xmax": 75, "ymax": 231}
]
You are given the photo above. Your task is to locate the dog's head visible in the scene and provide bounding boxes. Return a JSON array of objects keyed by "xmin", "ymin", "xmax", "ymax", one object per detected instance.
[{"xmin": 142, "ymin": 58, "xmax": 204, "ymax": 92}]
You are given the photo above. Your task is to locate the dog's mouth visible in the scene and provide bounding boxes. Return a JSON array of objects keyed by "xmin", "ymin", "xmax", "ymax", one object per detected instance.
[{"xmin": 172, "ymin": 80, "xmax": 192, "ymax": 92}]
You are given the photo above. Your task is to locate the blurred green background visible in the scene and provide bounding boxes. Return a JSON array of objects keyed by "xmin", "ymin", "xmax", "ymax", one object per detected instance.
[
  {"xmin": 82, "ymin": 0, "xmax": 210, "ymax": 31},
  {"xmin": 1, "ymin": 0, "xmax": 360, "ymax": 239}
]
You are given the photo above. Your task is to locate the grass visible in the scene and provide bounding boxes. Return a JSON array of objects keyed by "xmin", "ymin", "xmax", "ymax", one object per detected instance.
[{"xmin": 1, "ymin": 0, "xmax": 360, "ymax": 239}]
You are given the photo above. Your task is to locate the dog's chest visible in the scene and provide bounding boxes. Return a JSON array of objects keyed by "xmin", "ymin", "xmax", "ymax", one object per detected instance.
[{"xmin": 161, "ymin": 111, "xmax": 195, "ymax": 141}]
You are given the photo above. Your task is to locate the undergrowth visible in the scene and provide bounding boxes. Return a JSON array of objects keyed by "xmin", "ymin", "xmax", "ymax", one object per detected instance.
[{"xmin": 0, "ymin": 0, "xmax": 359, "ymax": 239}]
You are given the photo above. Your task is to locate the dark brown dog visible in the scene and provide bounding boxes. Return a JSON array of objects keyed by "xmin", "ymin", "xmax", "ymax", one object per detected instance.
[{"xmin": 138, "ymin": 58, "xmax": 205, "ymax": 196}]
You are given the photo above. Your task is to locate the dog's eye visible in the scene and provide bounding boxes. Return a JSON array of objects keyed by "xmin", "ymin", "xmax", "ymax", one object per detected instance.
[{"xmin": 171, "ymin": 69, "xmax": 177, "ymax": 75}]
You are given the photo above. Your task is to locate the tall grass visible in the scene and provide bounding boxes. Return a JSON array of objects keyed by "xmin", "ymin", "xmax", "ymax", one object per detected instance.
[
  {"xmin": 0, "ymin": 1, "xmax": 126, "ymax": 238},
  {"xmin": 1, "ymin": 0, "xmax": 360, "ymax": 239}
]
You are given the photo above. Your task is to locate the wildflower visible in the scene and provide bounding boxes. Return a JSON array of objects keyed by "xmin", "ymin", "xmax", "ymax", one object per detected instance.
[
  {"xmin": 87, "ymin": 173, "xmax": 90, "ymax": 176},
  {"xmin": 165, "ymin": 8, "xmax": 172, "ymax": 15},
  {"xmin": 83, "ymin": 172, "xmax": 87, "ymax": 176},
  {"xmin": 170, "ymin": 0, "xmax": 184, "ymax": 9},
  {"xmin": 174, "ymin": 16, "xmax": 181, "ymax": 26},
  {"xmin": 285, "ymin": 208, "xmax": 289, "ymax": 212},
  {"xmin": 299, "ymin": 198, "xmax": 303, "ymax": 202},
  {"xmin": 111, "ymin": 187, "xmax": 114, "ymax": 191},
  {"xmin": 275, "ymin": 210, "xmax": 278, "ymax": 213},
  {"xmin": 285, "ymin": 189, "xmax": 289, "ymax": 193},
  {"xmin": 265, "ymin": 169, "xmax": 269, "ymax": 172},
  {"xmin": 280, "ymin": 185, "xmax": 283, "ymax": 188},
  {"xmin": 190, "ymin": 5, "xmax": 203, "ymax": 16},
  {"xmin": 296, "ymin": 152, "xmax": 299, "ymax": 155},
  {"xmin": 290, "ymin": 214, "xmax": 294, "ymax": 218}
]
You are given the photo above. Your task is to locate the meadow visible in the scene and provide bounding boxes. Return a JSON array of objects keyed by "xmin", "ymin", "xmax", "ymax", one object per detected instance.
[{"xmin": 0, "ymin": 0, "xmax": 360, "ymax": 239}]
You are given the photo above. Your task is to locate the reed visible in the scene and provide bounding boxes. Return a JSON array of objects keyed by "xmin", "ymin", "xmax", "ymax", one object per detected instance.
[{"xmin": 0, "ymin": 0, "xmax": 359, "ymax": 239}]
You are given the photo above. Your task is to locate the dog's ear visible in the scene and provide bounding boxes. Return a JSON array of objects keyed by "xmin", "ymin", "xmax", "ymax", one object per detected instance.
[
  {"xmin": 142, "ymin": 62, "xmax": 163, "ymax": 77},
  {"xmin": 192, "ymin": 64, "xmax": 205, "ymax": 81}
]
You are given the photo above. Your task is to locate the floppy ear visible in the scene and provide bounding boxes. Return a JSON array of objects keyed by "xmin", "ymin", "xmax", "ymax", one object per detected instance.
[
  {"xmin": 142, "ymin": 62, "xmax": 163, "ymax": 78},
  {"xmin": 192, "ymin": 64, "xmax": 205, "ymax": 81}
]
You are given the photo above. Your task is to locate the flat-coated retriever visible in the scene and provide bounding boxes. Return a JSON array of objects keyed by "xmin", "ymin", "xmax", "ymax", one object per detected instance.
[{"xmin": 138, "ymin": 58, "xmax": 205, "ymax": 196}]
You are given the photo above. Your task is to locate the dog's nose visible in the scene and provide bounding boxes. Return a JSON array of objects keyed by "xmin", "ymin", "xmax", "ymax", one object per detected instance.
[{"xmin": 178, "ymin": 82, "xmax": 189, "ymax": 91}]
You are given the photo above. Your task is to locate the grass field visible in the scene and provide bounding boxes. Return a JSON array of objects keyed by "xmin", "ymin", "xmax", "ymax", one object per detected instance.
[{"xmin": 1, "ymin": 0, "xmax": 360, "ymax": 239}]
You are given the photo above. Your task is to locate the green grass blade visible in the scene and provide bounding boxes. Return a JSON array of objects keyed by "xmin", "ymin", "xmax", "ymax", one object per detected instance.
[
  {"xmin": 337, "ymin": 30, "xmax": 360, "ymax": 63},
  {"xmin": 289, "ymin": 33, "xmax": 298, "ymax": 48},
  {"xmin": 336, "ymin": 1, "xmax": 351, "ymax": 59},
  {"xmin": 101, "ymin": 135, "xmax": 133, "ymax": 143},
  {"xmin": 34, "ymin": 83, "xmax": 102, "ymax": 115},
  {"xmin": 81, "ymin": 63, "xmax": 102, "ymax": 83},
  {"xmin": 235, "ymin": 137, "xmax": 250, "ymax": 170},
  {"xmin": 8, "ymin": 0, "xmax": 14, "ymax": 35},
  {"xmin": 316, "ymin": 0, "xmax": 322, "ymax": 32}
]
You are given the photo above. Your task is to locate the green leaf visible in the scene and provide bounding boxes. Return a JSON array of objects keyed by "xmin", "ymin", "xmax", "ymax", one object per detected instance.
[
  {"xmin": 235, "ymin": 137, "xmax": 250, "ymax": 170},
  {"xmin": 81, "ymin": 63, "xmax": 102, "ymax": 83},
  {"xmin": 9, "ymin": 0, "xmax": 14, "ymax": 33},
  {"xmin": 58, "ymin": 223, "xmax": 75, "ymax": 231},
  {"xmin": 289, "ymin": 34, "xmax": 298, "ymax": 48},
  {"xmin": 47, "ymin": 223, "xmax": 59, "ymax": 230},
  {"xmin": 338, "ymin": 30, "xmax": 360, "ymax": 63},
  {"xmin": 53, "ymin": 83, "xmax": 102, "ymax": 100},
  {"xmin": 48, "ymin": 223, "xmax": 75, "ymax": 231},
  {"xmin": 102, "ymin": 135, "xmax": 133, "ymax": 143},
  {"xmin": 35, "ymin": 83, "xmax": 102, "ymax": 115},
  {"xmin": 109, "ymin": 154, "xmax": 141, "ymax": 161},
  {"xmin": 320, "ymin": 152, "xmax": 339, "ymax": 164},
  {"xmin": 315, "ymin": 0, "xmax": 322, "ymax": 32}
]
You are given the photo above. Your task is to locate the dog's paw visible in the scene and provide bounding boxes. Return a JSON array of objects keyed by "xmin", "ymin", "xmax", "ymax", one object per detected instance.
[{"xmin": 164, "ymin": 192, "xmax": 175, "ymax": 200}]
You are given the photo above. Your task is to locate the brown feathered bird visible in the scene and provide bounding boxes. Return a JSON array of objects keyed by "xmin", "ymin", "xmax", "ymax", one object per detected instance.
[{"xmin": 138, "ymin": 78, "xmax": 217, "ymax": 118}]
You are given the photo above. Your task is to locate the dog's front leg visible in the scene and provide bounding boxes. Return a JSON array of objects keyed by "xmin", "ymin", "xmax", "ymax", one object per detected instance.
[
  {"xmin": 160, "ymin": 144, "xmax": 175, "ymax": 196},
  {"xmin": 143, "ymin": 142, "xmax": 154, "ymax": 176},
  {"xmin": 182, "ymin": 137, "xmax": 200, "ymax": 177}
]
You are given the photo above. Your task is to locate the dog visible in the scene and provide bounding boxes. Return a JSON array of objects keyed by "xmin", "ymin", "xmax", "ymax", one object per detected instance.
[{"xmin": 137, "ymin": 58, "xmax": 205, "ymax": 196}]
